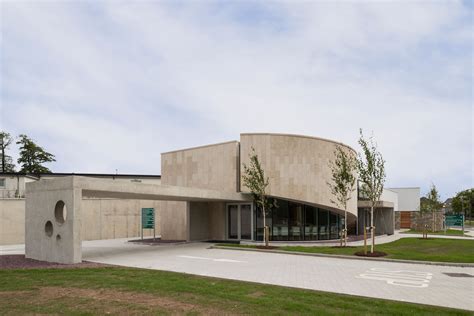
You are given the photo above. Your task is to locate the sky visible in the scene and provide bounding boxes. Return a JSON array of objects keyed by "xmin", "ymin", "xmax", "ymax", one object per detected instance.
[{"xmin": 0, "ymin": 1, "xmax": 472, "ymax": 199}]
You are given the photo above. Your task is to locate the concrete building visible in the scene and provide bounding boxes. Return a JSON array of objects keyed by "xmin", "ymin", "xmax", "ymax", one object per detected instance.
[{"xmin": 5, "ymin": 133, "xmax": 419, "ymax": 263}]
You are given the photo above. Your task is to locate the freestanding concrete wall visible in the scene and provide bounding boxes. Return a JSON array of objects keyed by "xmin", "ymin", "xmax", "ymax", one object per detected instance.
[{"xmin": 25, "ymin": 177, "xmax": 82, "ymax": 264}]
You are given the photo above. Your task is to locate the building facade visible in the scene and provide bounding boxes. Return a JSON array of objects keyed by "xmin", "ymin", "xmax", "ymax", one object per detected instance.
[{"xmin": 160, "ymin": 133, "xmax": 358, "ymax": 242}]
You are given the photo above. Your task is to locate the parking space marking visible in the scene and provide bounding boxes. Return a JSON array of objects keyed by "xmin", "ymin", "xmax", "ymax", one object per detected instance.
[
  {"xmin": 356, "ymin": 268, "xmax": 433, "ymax": 288},
  {"xmin": 178, "ymin": 255, "xmax": 246, "ymax": 263}
]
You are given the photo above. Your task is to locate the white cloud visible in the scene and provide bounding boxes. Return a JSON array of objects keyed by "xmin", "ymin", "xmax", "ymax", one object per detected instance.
[{"xmin": 1, "ymin": 1, "xmax": 472, "ymax": 199}]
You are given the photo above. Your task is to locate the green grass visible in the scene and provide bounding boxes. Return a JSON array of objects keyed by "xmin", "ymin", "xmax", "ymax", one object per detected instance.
[
  {"xmin": 401, "ymin": 229, "xmax": 470, "ymax": 236},
  {"xmin": 221, "ymin": 238, "xmax": 474, "ymax": 263},
  {"xmin": 0, "ymin": 267, "xmax": 470, "ymax": 315}
]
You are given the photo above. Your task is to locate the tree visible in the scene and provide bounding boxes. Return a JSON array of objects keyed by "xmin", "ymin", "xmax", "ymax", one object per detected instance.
[
  {"xmin": 16, "ymin": 134, "xmax": 56, "ymax": 174},
  {"xmin": 357, "ymin": 129, "xmax": 386, "ymax": 253},
  {"xmin": 421, "ymin": 183, "xmax": 443, "ymax": 232},
  {"xmin": 451, "ymin": 189, "xmax": 473, "ymax": 220},
  {"xmin": 242, "ymin": 147, "xmax": 276, "ymax": 247},
  {"xmin": 0, "ymin": 131, "xmax": 15, "ymax": 172},
  {"xmin": 327, "ymin": 145, "xmax": 357, "ymax": 247}
]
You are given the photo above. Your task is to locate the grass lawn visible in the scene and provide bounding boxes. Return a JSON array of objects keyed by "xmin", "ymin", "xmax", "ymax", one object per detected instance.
[
  {"xmin": 0, "ymin": 267, "xmax": 471, "ymax": 315},
  {"xmin": 401, "ymin": 229, "xmax": 470, "ymax": 236},
  {"xmin": 221, "ymin": 238, "xmax": 474, "ymax": 263}
]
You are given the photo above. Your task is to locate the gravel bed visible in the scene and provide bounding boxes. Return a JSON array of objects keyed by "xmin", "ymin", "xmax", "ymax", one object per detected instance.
[{"xmin": 0, "ymin": 255, "xmax": 111, "ymax": 270}]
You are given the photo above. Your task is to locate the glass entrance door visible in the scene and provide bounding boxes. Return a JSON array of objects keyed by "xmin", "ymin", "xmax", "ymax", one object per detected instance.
[{"xmin": 227, "ymin": 204, "xmax": 253, "ymax": 240}]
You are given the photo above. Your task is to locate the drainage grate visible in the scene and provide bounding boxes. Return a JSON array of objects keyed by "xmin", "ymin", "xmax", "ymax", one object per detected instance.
[{"xmin": 443, "ymin": 273, "xmax": 474, "ymax": 278}]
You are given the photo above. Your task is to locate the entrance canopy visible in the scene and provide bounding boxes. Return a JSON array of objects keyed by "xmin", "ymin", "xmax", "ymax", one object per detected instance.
[{"xmin": 25, "ymin": 176, "xmax": 250, "ymax": 264}]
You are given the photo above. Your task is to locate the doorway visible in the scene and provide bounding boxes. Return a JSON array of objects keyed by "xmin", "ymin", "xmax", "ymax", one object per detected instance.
[{"xmin": 227, "ymin": 203, "xmax": 253, "ymax": 240}]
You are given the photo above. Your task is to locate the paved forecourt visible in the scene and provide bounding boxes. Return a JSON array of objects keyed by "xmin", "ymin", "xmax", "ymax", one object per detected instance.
[
  {"xmin": 75, "ymin": 239, "xmax": 474, "ymax": 311},
  {"xmin": 2, "ymin": 239, "xmax": 472, "ymax": 311}
]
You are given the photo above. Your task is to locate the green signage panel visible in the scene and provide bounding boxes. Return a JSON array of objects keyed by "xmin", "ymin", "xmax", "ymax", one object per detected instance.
[
  {"xmin": 445, "ymin": 214, "xmax": 463, "ymax": 227},
  {"xmin": 142, "ymin": 208, "xmax": 155, "ymax": 229}
]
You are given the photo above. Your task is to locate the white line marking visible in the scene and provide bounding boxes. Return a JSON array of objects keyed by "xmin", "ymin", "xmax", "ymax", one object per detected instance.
[
  {"xmin": 178, "ymin": 255, "xmax": 210, "ymax": 260},
  {"xmin": 177, "ymin": 255, "xmax": 246, "ymax": 263},
  {"xmin": 214, "ymin": 259, "xmax": 245, "ymax": 263},
  {"xmin": 357, "ymin": 268, "xmax": 433, "ymax": 288}
]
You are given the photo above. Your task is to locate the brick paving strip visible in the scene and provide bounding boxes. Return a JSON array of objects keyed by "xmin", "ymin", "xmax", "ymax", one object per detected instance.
[{"xmin": 210, "ymin": 245, "xmax": 474, "ymax": 268}]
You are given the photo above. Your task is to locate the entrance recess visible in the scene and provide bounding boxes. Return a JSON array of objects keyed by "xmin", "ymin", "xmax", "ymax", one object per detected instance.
[{"xmin": 227, "ymin": 203, "xmax": 253, "ymax": 240}]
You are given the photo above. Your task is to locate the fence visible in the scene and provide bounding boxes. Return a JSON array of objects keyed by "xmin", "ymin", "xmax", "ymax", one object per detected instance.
[{"xmin": 0, "ymin": 189, "xmax": 24, "ymax": 199}]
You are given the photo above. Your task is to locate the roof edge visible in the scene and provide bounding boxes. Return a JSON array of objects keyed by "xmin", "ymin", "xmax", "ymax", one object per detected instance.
[{"xmin": 240, "ymin": 132, "xmax": 356, "ymax": 152}]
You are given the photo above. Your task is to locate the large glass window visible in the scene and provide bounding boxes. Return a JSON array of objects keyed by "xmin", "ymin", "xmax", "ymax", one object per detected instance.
[
  {"xmin": 253, "ymin": 198, "xmax": 342, "ymax": 241},
  {"xmin": 330, "ymin": 213, "xmax": 339, "ymax": 239},
  {"xmin": 272, "ymin": 200, "xmax": 288, "ymax": 241},
  {"xmin": 318, "ymin": 209, "xmax": 329, "ymax": 240},
  {"xmin": 289, "ymin": 202, "xmax": 303, "ymax": 241},
  {"xmin": 304, "ymin": 206, "xmax": 318, "ymax": 240}
]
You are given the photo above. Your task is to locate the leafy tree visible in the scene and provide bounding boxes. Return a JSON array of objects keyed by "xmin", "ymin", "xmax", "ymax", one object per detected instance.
[
  {"xmin": 451, "ymin": 189, "xmax": 473, "ymax": 220},
  {"xmin": 357, "ymin": 129, "xmax": 386, "ymax": 253},
  {"xmin": 327, "ymin": 145, "xmax": 357, "ymax": 247},
  {"xmin": 16, "ymin": 134, "xmax": 55, "ymax": 174},
  {"xmin": 421, "ymin": 183, "xmax": 443, "ymax": 232},
  {"xmin": 242, "ymin": 147, "xmax": 276, "ymax": 247},
  {"xmin": 0, "ymin": 131, "xmax": 15, "ymax": 172}
]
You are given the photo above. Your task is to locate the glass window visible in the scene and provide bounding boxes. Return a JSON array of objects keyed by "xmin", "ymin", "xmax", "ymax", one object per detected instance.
[
  {"xmin": 272, "ymin": 200, "xmax": 288, "ymax": 241},
  {"xmin": 318, "ymin": 209, "xmax": 329, "ymax": 240},
  {"xmin": 228, "ymin": 205, "xmax": 238, "ymax": 239},
  {"xmin": 240, "ymin": 204, "xmax": 252, "ymax": 240},
  {"xmin": 0, "ymin": 178, "xmax": 5, "ymax": 188},
  {"xmin": 304, "ymin": 206, "xmax": 318, "ymax": 240},
  {"xmin": 330, "ymin": 213, "xmax": 339, "ymax": 239},
  {"xmin": 289, "ymin": 203, "xmax": 303, "ymax": 241}
]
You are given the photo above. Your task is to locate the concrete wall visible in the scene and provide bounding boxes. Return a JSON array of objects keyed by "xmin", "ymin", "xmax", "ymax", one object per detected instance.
[
  {"xmin": 188, "ymin": 201, "xmax": 227, "ymax": 241},
  {"xmin": 81, "ymin": 199, "xmax": 159, "ymax": 240},
  {"xmin": 189, "ymin": 202, "xmax": 210, "ymax": 241},
  {"xmin": 159, "ymin": 201, "xmax": 188, "ymax": 241},
  {"xmin": 358, "ymin": 207, "xmax": 394, "ymax": 235},
  {"xmin": 208, "ymin": 202, "xmax": 226, "ymax": 240},
  {"xmin": 161, "ymin": 141, "xmax": 240, "ymax": 193},
  {"xmin": 389, "ymin": 188, "xmax": 420, "ymax": 212},
  {"xmin": 380, "ymin": 189, "xmax": 399, "ymax": 213},
  {"xmin": 25, "ymin": 177, "xmax": 82, "ymax": 264},
  {"xmin": 0, "ymin": 198, "xmax": 160, "ymax": 245},
  {"xmin": 0, "ymin": 199, "xmax": 25, "ymax": 244},
  {"xmin": 240, "ymin": 133, "xmax": 358, "ymax": 219}
]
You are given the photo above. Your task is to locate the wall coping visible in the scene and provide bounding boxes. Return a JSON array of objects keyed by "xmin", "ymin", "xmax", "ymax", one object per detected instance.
[
  {"xmin": 161, "ymin": 140, "xmax": 239, "ymax": 155},
  {"xmin": 240, "ymin": 132, "xmax": 356, "ymax": 153}
]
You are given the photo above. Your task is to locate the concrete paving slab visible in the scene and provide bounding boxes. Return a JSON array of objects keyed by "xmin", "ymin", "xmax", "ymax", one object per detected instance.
[
  {"xmin": 2, "ymin": 239, "xmax": 473, "ymax": 311},
  {"xmin": 79, "ymin": 239, "xmax": 474, "ymax": 311}
]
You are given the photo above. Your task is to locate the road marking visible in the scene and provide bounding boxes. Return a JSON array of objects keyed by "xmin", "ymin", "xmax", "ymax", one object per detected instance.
[
  {"xmin": 178, "ymin": 255, "xmax": 209, "ymax": 260},
  {"xmin": 177, "ymin": 255, "xmax": 246, "ymax": 263},
  {"xmin": 357, "ymin": 268, "xmax": 433, "ymax": 288}
]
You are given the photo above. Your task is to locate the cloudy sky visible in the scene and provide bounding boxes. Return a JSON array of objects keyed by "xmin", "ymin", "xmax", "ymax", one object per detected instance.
[{"xmin": 1, "ymin": 1, "xmax": 472, "ymax": 199}]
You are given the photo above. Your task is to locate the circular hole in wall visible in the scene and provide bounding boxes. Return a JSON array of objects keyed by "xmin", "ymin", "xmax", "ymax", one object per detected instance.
[
  {"xmin": 45, "ymin": 221, "xmax": 53, "ymax": 237},
  {"xmin": 54, "ymin": 200, "xmax": 67, "ymax": 224},
  {"xmin": 56, "ymin": 234, "xmax": 61, "ymax": 241}
]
